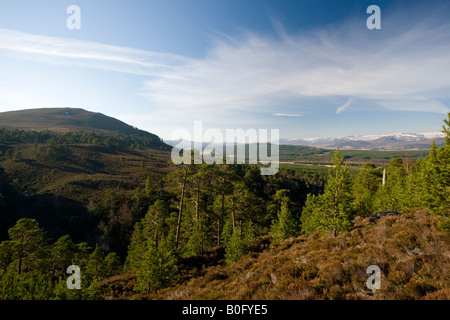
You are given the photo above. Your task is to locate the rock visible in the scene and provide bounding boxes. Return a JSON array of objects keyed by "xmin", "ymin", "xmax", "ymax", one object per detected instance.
[{"xmin": 369, "ymin": 211, "xmax": 400, "ymax": 222}]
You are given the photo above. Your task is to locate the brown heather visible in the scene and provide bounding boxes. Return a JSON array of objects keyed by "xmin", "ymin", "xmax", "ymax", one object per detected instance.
[{"xmin": 115, "ymin": 208, "xmax": 449, "ymax": 300}]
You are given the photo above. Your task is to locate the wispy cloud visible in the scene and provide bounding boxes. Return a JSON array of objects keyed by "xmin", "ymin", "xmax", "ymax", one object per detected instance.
[
  {"xmin": 0, "ymin": 28, "xmax": 190, "ymax": 76},
  {"xmin": 336, "ymin": 98, "xmax": 355, "ymax": 114},
  {"xmin": 273, "ymin": 113, "xmax": 301, "ymax": 117},
  {"xmin": 140, "ymin": 10, "xmax": 450, "ymax": 119}
]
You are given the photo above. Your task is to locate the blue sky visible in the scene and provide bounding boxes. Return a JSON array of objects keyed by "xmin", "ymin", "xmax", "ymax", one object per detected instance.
[{"xmin": 0, "ymin": 0, "xmax": 450, "ymax": 141}]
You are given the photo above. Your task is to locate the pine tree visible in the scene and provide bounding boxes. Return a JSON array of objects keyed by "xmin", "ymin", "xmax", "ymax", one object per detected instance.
[
  {"xmin": 125, "ymin": 222, "xmax": 145, "ymax": 270},
  {"xmin": 186, "ymin": 216, "xmax": 210, "ymax": 255},
  {"xmin": 220, "ymin": 215, "xmax": 233, "ymax": 246},
  {"xmin": 85, "ymin": 246, "xmax": 105, "ymax": 281},
  {"xmin": 271, "ymin": 191, "xmax": 297, "ymax": 243},
  {"xmin": 352, "ymin": 163, "xmax": 380, "ymax": 216},
  {"xmin": 241, "ymin": 220, "xmax": 256, "ymax": 251},
  {"xmin": 104, "ymin": 252, "xmax": 121, "ymax": 277},
  {"xmin": 165, "ymin": 164, "xmax": 191, "ymax": 246},
  {"xmin": 372, "ymin": 158, "xmax": 407, "ymax": 212},
  {"xmin": 134, "ymin": 235, "xmax": 178, "ymax": 293},
  {"xmin": 422, "ymin": 113, "xmax": 450, "ymax": 231},
  {"xmin": 300, "ymin": 148, "xmax": 354, "ymax": 236},
  {"xmin": 0, "ymin": 241, "xmax": 13, "ymax": 273},
  {"xmin": 224, "ymin": 228, "xmax": 246, "ymax": 265},
  {"xmin": 144, "ymin": 175, "xmax": 152, "ymax": 196},
  {"xmin": 142, "ymin": 199, "xmax": 169, "ymax": 246},
  {"xmin": 49, "ymin": 235, "xmax": 77, "ymax": 277},
  {"xmin": 8, "ymin": 218, "xmax": 46, "ymax": 274},
  {"xmin": 300, "ymin": 193, "xmax": 321, "ymax": 234}
]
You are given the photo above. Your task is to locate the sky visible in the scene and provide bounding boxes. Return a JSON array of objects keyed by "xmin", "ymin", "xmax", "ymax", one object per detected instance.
[{"xmin": 0, "ymin": 0, "xmax": 450, "ymax": 142}]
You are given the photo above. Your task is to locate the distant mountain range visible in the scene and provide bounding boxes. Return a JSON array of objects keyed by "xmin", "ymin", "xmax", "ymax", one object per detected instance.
[
  {"xmin": 279, "ymin": 132, "xmax": 446, "ymax": 150},
  {"xmin": 166, "ymin": 132, "xmax": 446, "ymax": 151}
]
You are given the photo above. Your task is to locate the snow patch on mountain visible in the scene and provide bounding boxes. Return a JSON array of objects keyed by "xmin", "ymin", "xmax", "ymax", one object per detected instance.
[{"xmin": 280, "ymin": 132, "xmax": 446, "ymax": 150}]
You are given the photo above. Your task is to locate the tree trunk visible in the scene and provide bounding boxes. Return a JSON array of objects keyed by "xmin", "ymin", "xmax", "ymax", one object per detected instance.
[
  {"xmin": 196, "ymin": 186, "xmax": 200, "ymax": 221},
  {"xmin": 231, "ymin": 193, "xmax": 236, "ymax": 230},
  {"xmin": 175, "ymin": 167, "xmax": 189, "ymax": 247},
  {"xmin": 18, "ymin": 256, "xmax": 22, "ymax": 275},
  {"xmin": 218, "ymin": 179, "xmax": 225, "ymax": 246}
]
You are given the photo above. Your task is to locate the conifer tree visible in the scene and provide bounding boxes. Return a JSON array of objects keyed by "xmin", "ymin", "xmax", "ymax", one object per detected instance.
[
  {"xmin": 165, "ymin": 163, "xmax": 191, "ymax": 246},
  {"xmin": 125, "ymin": 199, "xmax": 169, "ymax": 270},
  {"xmin": 124, "ymin": 222, "xmax": 146, "ymax": 271},
  {"xmin": 241, "ymin": 220, "xmax": 256, "ymax": 251},
  {"xmin": 8, "ymin": 218, "xmax": 46, "ymax": 274},
  {"xmin": 134, "ymin": 234, "xmax": 178, "ymax": 293},
  {"xmin": 104, "ymin": 252, "xmax": 121, "ymax": 277},
  {"xmin": 221, "ymin": 215, "xmax": 234, "ymax": 248},
  {"xmin": 422, "ymin": 113, "xmax": 450, "ymax": 231},
  {"xmin": 372, "ymin": 158, "xmax": 407, "ymax": 212},
  {"xmin": 86, "ymin": 246, "xmax": 105, "ymax": 281},
  {"xmin": 186, "ymin": 216, "xmax": 210, "ymax": 255},
  {"xmin": 300, "ymin": 148, "xmax": 353, "ymax": 236},
  {"xmin": 224, "ymin": 228, "xmax": 246, "ymax": 265},
  {"xmin": 271, "ymin": 190, "xmax": 297, "ymax": 243},
  {"xmin": 0, "ymin": 241, "xmax": 13, "ymax": 273},
  {"xmin": 352, "ymin": 163, "xmax": 380, "ymax": 216},
  {"xmin": 224, "ymin": 220, "xmax": 256, "ymax": 265},
  {"xmin": 49, "ymin": 235, "xmax": 77, "ymax": 277}
]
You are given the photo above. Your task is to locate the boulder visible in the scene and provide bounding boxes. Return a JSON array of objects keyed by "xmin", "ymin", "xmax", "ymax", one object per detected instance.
[{"xmin": 369, "ymin": 211, "xmax": 401, "ymax": 223}]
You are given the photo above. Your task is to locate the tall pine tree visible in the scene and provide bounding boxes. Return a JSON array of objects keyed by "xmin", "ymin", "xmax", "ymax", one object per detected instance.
[
  {"xmin": 271, "ymin": 190, "xmax": 297, "ymax": 243},
  {"xmin": 300, "ymin": 148, "xmax": 354, "ymax": 236},
  {"xmin": 422, "ymin": 113, "xmax": 450, "ymax": 231}
]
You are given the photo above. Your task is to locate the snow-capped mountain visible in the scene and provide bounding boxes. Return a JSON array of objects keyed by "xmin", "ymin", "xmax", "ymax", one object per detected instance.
[{"xmin": 279, "ymin": 132, "xmax": 446, "ymax": 150}]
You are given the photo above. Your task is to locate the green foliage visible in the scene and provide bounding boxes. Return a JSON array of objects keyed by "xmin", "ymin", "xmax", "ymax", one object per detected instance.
[
  {"xmin": 8, "ymin": 218, "xmax": 46, "ymax": 274},
  {"xmin": 225, "ymin": 229, "xmax": 247, "ymax": 265},
  {"xmin": 221, "ymin": 216, "xmax": 234, "ymax": 248},
  {"xmin": 49, "ymin": 235, "xmax": 77, "ymax": 276},
  {"xmin": 133, "ymin": 235, "xmax": 178, "ymax": 293},
  {"xmin": 186, "ymin": 217, "xmax": 211, "ymax": 255},
  {"xmin": 279, "ymin": 144, "xmax": 428, "ymax": 167},
  {"xmin": 421, "ymin": 113, "xmax": 450, "ymax": 230},
  {"xmin": 104, "ymin": 252, "xmax": 121, "ymax": 277},
  {"xmin": 0, "ymin": 219, "xmax": 114, "ymax": 300},
  {"xmin": 300, "ymin": 148, "xmax": 354, "ymax": 236},
  {"xmin": 271, "ymin": 190, "xmax": 298, "ymax": 243},
  {"xmin": 125, "ymin": 199, "xmax": 170, "ymax": 270},
  {"xmin": 372, "ymin": 158, "xmax": 408, "ymax": 212},
  {"xmin": 224, "ymin": 221, "xmax": 255, "ymax": 265},
  {"xmin": 352, "ymin": 163, "xmax": 381, "ymax": 216},
  {"xmin": 0, "ymin": 127, "xmax": 168, "ymax": 151},
  {"xmin": 86, "ymin": 246, "xmax": 106, "ymax": 281},
  {"xmin": 124, "ymin": 222, "xmax": 147, "ymax": 271}
]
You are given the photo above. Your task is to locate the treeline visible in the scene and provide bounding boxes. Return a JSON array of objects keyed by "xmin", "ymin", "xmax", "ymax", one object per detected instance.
[{"xmin": 0, "ymin": 128, "xmax": 168, "ymax": 151}]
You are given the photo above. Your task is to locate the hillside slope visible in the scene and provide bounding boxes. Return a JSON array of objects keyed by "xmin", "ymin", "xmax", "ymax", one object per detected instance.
[
  {"xmin": 100, "ymin": 209, "xmax": 450, "ymax": 300},
  {"xmin": 0, "ymin": 108, "xmax": 173, "ymax": 253},
  {"xmin": 0, "ymin": 108, "xmax": 145, "ymax": 136}
]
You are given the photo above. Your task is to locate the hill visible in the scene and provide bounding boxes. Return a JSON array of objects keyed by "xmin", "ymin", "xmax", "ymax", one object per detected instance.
[
  {"xmin": 0, "ymin": 108, "xmax": 145, "ymax": 136},
  {"xmin": 0, "ymin": 108, "xmax": 173, "ymax": 254},
  {"xmin": 101, "ymin": 208, "xmax": 449, "ymax": 300}
]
